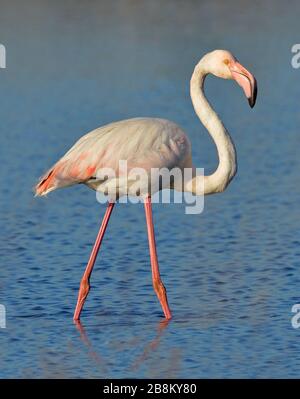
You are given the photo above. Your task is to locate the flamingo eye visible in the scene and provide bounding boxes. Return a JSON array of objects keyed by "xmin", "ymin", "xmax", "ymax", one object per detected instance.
[{"xmin": 224, "ymin": 59, "xmax": 230, "ymax": 65}]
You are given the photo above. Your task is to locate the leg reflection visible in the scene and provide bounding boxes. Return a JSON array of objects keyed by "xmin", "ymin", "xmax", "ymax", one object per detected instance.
[
  {"xmin": 129, "ymin": 319, "xmax": 170, "ymax": 372},
  {"xmin": 74, "ymin": 318, "xmax": 170, "ymax": 374},
  {"xmin": 74, "ymin": 320, "xmax": 108, "ymax": 373}
]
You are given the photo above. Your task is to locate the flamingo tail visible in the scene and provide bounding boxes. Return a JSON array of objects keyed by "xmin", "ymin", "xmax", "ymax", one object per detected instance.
[{"xmin": 34, "ymin": 167, "xmax": 57, "ymax": 196}]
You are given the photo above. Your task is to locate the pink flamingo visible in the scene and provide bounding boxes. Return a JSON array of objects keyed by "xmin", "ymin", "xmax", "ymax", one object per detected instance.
[{"xmin": 35, "ymin": 50, "xmax": 257, "ymax": 321}]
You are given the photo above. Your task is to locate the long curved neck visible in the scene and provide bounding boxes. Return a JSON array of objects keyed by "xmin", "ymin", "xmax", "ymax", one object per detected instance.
[{"xmin": 188, "ymin": 62, "xmax": 237, "ymax": 195}]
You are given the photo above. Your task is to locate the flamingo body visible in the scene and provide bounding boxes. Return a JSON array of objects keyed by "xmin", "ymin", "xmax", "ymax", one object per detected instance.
[{"xmin": 36, "ymin": 118, "xmax": 191, "ymax": 197}]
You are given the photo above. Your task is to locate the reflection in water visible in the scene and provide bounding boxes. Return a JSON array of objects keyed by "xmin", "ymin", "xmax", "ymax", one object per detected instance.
[
  {"xmin": 74, "ymin": 320, "xmax": 108, "ymax": 374},
  {"xmin": 74, "ymin": 319, "xmax": 170, "ymax": 374},
  {"xmin": 129, "ymin": 319, "xmax": 170, "ymax": 372}
]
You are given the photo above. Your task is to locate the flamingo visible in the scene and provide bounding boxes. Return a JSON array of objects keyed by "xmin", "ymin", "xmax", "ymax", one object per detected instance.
[{"xmin": 35, "ymin": 50, "xmax": 257, "ymax": 321}]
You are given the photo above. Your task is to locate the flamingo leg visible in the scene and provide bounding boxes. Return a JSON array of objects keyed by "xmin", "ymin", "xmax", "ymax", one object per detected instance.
[
  {"xmin": 73, "ymin": 202, "xmax": 115, "ymax": 321},
  {"xmin": 144, "ymin": 196, "xmax": 172, "ymax": 320}
]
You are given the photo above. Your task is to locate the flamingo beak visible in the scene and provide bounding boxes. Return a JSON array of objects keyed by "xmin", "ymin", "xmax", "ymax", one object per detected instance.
[{"xmin": 229, "ymin": 61, "xmax": 257, "ymax": 108}]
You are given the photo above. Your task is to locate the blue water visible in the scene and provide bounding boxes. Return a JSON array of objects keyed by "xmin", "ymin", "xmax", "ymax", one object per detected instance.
[{"xmin": 1, "ymin": 0, "xmax": 300, "ymax": 378}]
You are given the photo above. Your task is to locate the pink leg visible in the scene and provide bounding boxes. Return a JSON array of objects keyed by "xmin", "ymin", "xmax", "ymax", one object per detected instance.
[
  {"xmin": 73, "ymin": 202, "xmax": 115, "ymax": 321},
  {"xmin": 144, "ymin": 196, "xmax": 172, "ymax": 320}
]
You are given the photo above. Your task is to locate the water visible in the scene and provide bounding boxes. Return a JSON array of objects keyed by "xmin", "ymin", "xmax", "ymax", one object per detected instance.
[{"xmin": 1, "ymin": 0, "xmax": 300, "ymax": 378}]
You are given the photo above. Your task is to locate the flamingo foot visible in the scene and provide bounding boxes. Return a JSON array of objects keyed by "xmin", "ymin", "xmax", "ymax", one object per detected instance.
[
  {"xmin": 153, "ymin": 279, "xmax": 172, "ymax": 320},
  {"xmin": 73, "ymin": 278, "xmax": 90, "ymax": 321}
]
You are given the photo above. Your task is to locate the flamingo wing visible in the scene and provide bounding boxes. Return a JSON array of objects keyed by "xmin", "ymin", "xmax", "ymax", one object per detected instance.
[{"xmin": 35, "ymin": 118, "xmax": 190, "ymax": 196}]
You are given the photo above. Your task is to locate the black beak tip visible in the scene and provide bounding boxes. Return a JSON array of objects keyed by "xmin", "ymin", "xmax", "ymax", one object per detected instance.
[
  {"xmin": 248, "ymin": 80, "xmax": 257, "ymax": 108},
  {"xmin": 248, "ymin": 97, "xmax": 255, "ymax": 108}
]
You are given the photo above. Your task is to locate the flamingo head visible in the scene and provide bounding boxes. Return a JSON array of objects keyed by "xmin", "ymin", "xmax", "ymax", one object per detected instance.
[{"xmin": 202, "ymin": 49, "xmax": 257, "ymax": 108}]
